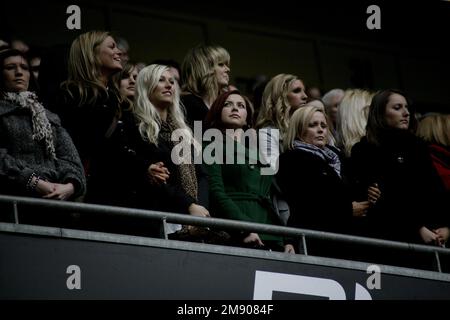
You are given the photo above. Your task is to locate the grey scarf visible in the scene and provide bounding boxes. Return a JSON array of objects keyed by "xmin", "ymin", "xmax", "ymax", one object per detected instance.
[
  {"xmin": 3, "ymin": 91, "xmax": 56, "ymax": 159},
  {"xmin": 293, "ymin": 140, "xmax": 341, "ymax": 178}
]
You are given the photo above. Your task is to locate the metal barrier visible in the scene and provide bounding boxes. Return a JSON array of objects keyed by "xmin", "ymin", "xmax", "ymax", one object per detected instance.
[{"xmin": 1, "ymin": 194, "xmax": 449, "ymax": 272}]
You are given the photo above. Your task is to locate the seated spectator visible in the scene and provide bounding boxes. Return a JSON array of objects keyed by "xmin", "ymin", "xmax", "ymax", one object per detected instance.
[
  {"xmin": 0, "ymin": 49, "xmax": 85, "ymax": 225},
  {"xmin": 204, "ymin": 89, "xmax": 294, "ymax": 253}
]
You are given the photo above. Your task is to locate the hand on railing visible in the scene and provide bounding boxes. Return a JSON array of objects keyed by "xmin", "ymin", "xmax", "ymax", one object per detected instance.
[
  {"xmin": 188, "ymin": 203, "xmax": 210, "ymax": 218},
  {"xmin": 243, "ymin": 233, "xmax": 264, "ymax": 247},
  {"xmin": 434, "ymin": 227, "xmax": 449, "ymax": 247},
  {"xmin": 42, "ymin": 182, "xmax": 74, "ymax": 201},
  {"xmin": 284, "ymin": 244, "xmax": 296, "ymax": 254},
  {"xmin": 419, "ymin": 226, "xmax": 438, "ymax": 245}
]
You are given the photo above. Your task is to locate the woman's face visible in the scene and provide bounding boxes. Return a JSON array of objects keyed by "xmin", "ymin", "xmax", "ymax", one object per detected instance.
[
  {"xmin": 221, "ymin": 94, "xmax": 248, "ymax": 129},
  {"xmin": 150, "ymin": 70, "xmax": 175, "ymax": 109},
  {"xmin": 214, "ymin": 62, "xmax": 230, "ymax": 88},
  {"xmin": 2, "ymin": 55, "xmax": 30, "ymax": 92},
  {"xmin": 97, "ymin": 36, "xmax": 122, "ymax": 75},
  {"xmin": 384, "ymin": 93, "xmax": 410, "ymax": 130},
  {"xmin": 287, "ymin": 79, "xmax": 308, "ymax": 112},
  {"xmin": 119, "ymin": 67, "xmax": 138, "ymax": 98},
  {"xmin": 301, "ymin": 111, "xmax": 328, "ymax": 148}
]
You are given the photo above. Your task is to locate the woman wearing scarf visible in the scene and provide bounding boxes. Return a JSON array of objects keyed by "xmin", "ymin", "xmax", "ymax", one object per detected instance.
[
  {"xmin": 277, "ymin": 106, "xmax": 373, "ymax": 256},
  {"xmin": 132, "ymin": 64, "xmax": 210, "ymax": 236},
  {"xmin": 0, "ymin": 49, "xmax": 85, "ymax": 225}
]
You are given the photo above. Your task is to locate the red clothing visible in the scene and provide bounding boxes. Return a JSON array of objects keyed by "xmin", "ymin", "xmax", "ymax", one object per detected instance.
[{"xmin": 429, "ymin": 144, "xmax": 450, "ymax": 191}]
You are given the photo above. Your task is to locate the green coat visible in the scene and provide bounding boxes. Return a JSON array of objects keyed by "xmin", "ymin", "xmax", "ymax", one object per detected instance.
[{"xmin": 205, "ymin": 136, "xmax": 281, "ymax": 243}]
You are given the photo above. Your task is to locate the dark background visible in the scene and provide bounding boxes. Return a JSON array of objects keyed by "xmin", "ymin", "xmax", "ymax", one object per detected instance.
[{"xmin": 1, "ymin": 1, "xmax": 449, "ymax": 113}]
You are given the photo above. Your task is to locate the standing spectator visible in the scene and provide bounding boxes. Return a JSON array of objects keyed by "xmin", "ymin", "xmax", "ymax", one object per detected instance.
[
  {"xmin": 151, "ymin": 59, "xmax": 181, "ymax": 85},
  {"xmin": 278, "ymin": 106, "xmax": 373, "ymax": 256},
  {"xmin": 114, "ymin": 60, "xmax": 138, "ymax": 105},
  {"xmin": 58, "ymin": 31, "xmax": 127, "ymax": 206},
  {"xmin": 133, "ymin": 64, "xmax": 210, "ymax": 236},
  {"xmin": 322, "ymin": 88, "xmax": 344, "ymax": 138},
  {"xmin": 417, "ymin": 113, "xmax": 450, "ymax": 192},
  {"xmin": 255, "ymin": 73, "xmax": 308, "ymax": 173},
  {"xmin": 180, "ymin": 44, "xmax": 231, "ymax": 128},
  {"xmin": 204, "ymin": 90, "xmax": 294, "ymax": 252},
  {"xmin": 350, "ymin": 90, "xmax": 448, "ymax": 246},
  {"xmin": 0, "ymin": 49, "xmax": 85, "ymax": 225}
]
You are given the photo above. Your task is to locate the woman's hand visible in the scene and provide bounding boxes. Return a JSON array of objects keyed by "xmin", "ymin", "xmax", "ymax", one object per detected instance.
[
  {"xmin": 35, "ymin": 179, "xmax": 56, "ymax": 196},
  {"xmin": 188, "ymin": 203, "xmax": 210, "ymax": 218},
  {"xmin": 147, "ymin": 162, "xmax": 170, "ymax": 185},
  {"xmin": 352, "ymin": 201, "xmax": 370, "ymax": 217},
  {"xmin": 42, "ymin": 182, "xmax": 74, "ymax": 200},
  {"xmin": 284, "ymin": 244, "xmax": 296, "ymax": 254},
  {"xmin": 368, "ymin": 183, "xmax": 381, "ymax": 205},
  {"xmin": 419, "ymin": 226, "xmax": 438, "ymax": 244},
  {"xmin": 433, "ymin": 227, "xmax": 449, "ymax": 247},
  {"xmin": 243, "ymin": 233, "xmax": 264, "ymax": 247}
]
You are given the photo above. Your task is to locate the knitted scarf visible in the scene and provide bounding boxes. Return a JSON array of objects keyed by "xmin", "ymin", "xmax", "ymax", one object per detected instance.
[
  {"xmin": 3, "ymin": 91, "xmax": 56, "ymax": 159},
  {"xmin": 159, "ymin": 114, "xmax": 198, "ymax": 201},
  {"xmin": 293, "ymin": 139, "xmax": 341, "ymax": 178}
]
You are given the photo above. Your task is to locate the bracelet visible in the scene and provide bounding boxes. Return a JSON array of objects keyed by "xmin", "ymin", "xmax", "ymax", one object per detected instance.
[
  {"xmin": 30, "ymin": 176, "xmax": 41, "ymax": 191},
  {"xmin": 26, "ymin": 173, "xmax": 37, "ymax": 190}
]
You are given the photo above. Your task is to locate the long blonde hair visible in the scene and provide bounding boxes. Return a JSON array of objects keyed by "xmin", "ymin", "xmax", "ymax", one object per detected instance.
[
  {"xmin": 255, "ymin": 74, "xmax": 298, "ymax": 135},
  {"xmin": 284, "ymin": 106, "xmax": 329, "ymax": 151},
  {"xmin": 63, "ymin": 31, "xmax": 120, "ymax": 106},
  {"xmin": 181, "ymin": 44, "xmax": 230, "ymax": 105},
  {"xmin": 336, "ymin": 89, "xmax": 374, "ymax": 157},
  {"xmin": 134, "ymin": 64, "xmax": 194, "ymax": 146},
  {"xmin": 417, "ymin": 113, "xmax": 450, "ymax": 147}
]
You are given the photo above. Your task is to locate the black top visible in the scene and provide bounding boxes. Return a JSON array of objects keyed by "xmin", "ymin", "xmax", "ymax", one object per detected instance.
[
  {"xmin": 181, "ymin": 93, "xmax": 208, "ymax": 130},
  {"xmin": 350, "ymin": 132, "xmax": 448, "ymax": 242},
  {"xmin": 277, "ymin": 148, "xmax": 352, "ymax": 235}
]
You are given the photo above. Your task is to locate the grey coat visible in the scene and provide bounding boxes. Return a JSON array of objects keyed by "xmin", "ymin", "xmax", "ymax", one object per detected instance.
[{"xmin": 0, "ymin": 99, "xmax": 86, "ymax": 198}]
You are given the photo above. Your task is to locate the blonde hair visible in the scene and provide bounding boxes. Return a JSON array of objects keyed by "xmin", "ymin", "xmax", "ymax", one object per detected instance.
[
  {"xmin": 336, "ymin": 89, "xmax": 374, "ymax": 157},
  {"xmin": 255, "ymin": 74, "xmax": 299, "ymax": 135},
  {"xmin": 134, "ymin": 64, "xmax": 194, "ymax": 146},
  {"xmin": 284, "ymin": 106, "xmax": 329, "ymax": 151},
  {"xmin": 417, "ymin": 113, "xmax": 450, "ymax": 147},
  {"xmin": 181, "ymin": 44, "xmax": 230, "ymax": 105},
  {"xmin": 64, "ymin": 31, "xmax": 119, "ymax": 105}
]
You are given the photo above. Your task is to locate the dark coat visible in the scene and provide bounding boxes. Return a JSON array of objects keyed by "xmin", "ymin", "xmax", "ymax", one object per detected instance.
[
  {"xmin": 57, "ymin": 86, "xmax": 139, "ymax": 207},
  {"xmin": 0, "ymin": 99, "xmax": 85, "ymax": 198},
  {"xmin": 181, "ymin": 93, "xmax": 208, "ymax": 129},
  {"xmin": 350, "ymin": 133, "xmax": 448, "ymax": 243},
  {"xmin": 128, "ymin": 121, "xmax": 197, "ymax": 214},
  {"xmin": 277, "ymin": 148, "xmax": 352, "ymax": 235}
]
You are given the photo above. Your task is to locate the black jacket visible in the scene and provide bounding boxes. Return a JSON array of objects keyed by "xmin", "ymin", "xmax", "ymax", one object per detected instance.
[
  {"xmin": 277, "ymin": 148, "xmax": 352, "ymax": 235},
  {"xmin": 350, "ymin": 132, "xmax": 448, "ymax": 243}
]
